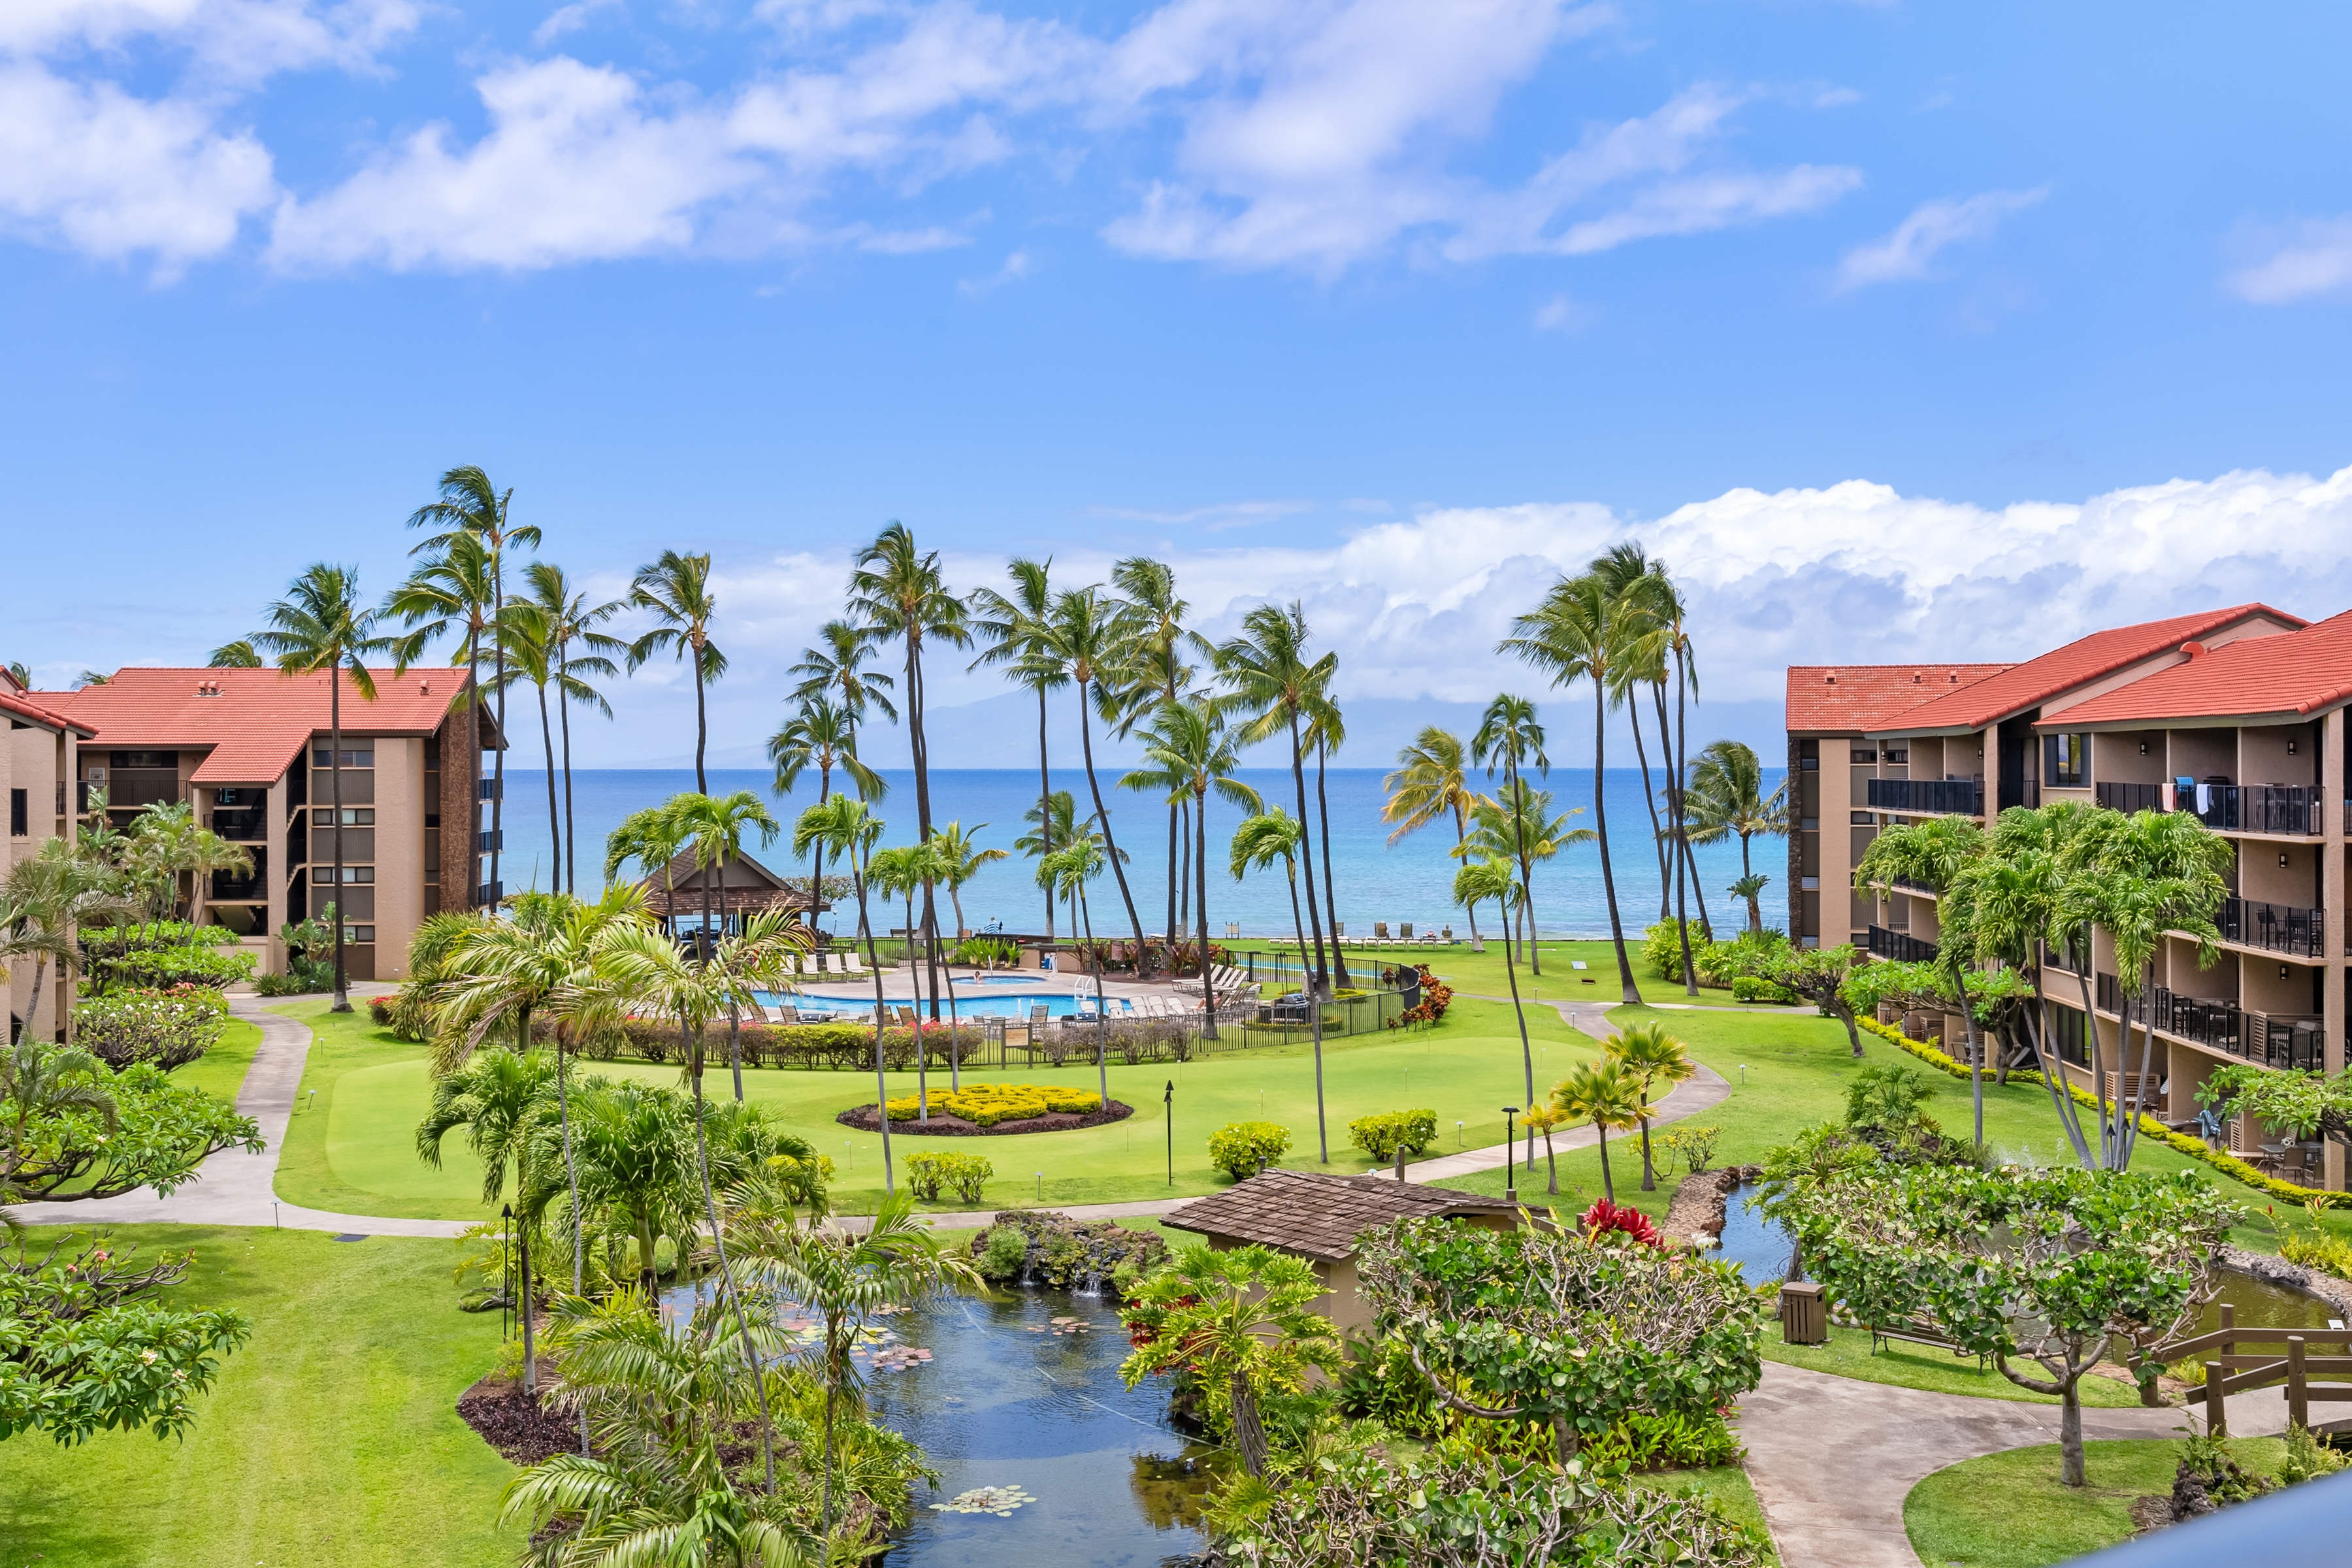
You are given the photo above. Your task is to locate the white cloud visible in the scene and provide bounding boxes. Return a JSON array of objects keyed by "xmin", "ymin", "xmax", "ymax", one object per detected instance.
[
  {"xmin": 0, "ymin": 63, "xmax": 276, "ymax": 272},
  {"xmin": 1531, "ymin": 292, "xmax": 1592, "ymax": 331},
  {"xmin": 533, "ymin": 0, "xmax": 622, "ymax": 47},
  {"xmin": 956, "ymin": 246, "xmax": 1030, "ymax": 294},
  {"xmin": 1, "ymin": 0, "xmax": 419, "ymax": 84},
  {"xmin": 267, "ymin": 59, "xmax": 759, "ymax": 271},
  {"xmin": 2225, "ymin": 218, "xmax": 2352, "ymax": 304},
  {"xmin": 1835, "ymin": 186, "xmax": 2046, "ymax": 289}
]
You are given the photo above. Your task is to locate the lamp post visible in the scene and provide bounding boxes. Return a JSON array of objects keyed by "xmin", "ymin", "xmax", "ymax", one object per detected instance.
[
  {"xmin": 500, "ymin": 1203, "xmax": 514, "ymax": 1348},
  {"xmin": 1501, "ymin": 1105, "xmax": 1520, "ymax": 1205},
  {"xmin": 1164, "ymin": 1079, "xmax": 1175, "ymax": 1187}
]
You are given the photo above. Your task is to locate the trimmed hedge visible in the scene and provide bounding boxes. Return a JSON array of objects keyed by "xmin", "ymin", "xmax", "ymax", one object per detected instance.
[
  {"xmin": 1855, "ymin": 1014, "xmax": 2344, "ymax": 1209},
  {"xmin": 1348, "ymin": 1109, "xmax": 1439, "ymax": 1163},
  {"xmin": 902, "ymin": 1149, "xmax": 994, "ymax": 1202},
  {"xmin": 99, "ymin": 944, "xmax": 255, "ymax": 991},
  {"xmin": 1208, "ymin": 1119, "xmax": 1292, "ymax": 1179},
  {"xmin": 885, "ymin": 1083, "xmax": 1101, "ymax": 1125}
]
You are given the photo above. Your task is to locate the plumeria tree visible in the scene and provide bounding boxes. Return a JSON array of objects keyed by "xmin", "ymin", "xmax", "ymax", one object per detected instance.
[{"xmin": 1782, "ymin": 1165, "xmax": 2234, "ymax": 1486}]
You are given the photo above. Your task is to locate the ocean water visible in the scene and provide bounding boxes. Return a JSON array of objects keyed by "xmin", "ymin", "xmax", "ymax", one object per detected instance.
[{"xmin": 484, "ymin": 765, "xmax": 1781, "ymax": 942}]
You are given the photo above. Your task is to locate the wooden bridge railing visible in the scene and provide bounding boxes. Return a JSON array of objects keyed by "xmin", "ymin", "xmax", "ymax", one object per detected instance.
[{"xmin": 2155, "ymin": 1304, "xmax": 2352, "ymax": 1436}]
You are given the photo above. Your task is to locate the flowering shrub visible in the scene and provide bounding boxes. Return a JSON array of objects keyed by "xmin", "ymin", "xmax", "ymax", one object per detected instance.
[
  {"xmin": 902, "ymin": 1149, "xmax": 994, "ymax": 1202},
  {"xmin": 1580, "ymin": 1198, "xmax": 1665, "ymax": 1249},
  {"xmin": 1386, "ymin": 964, "xmax": 1452, "ymax": 1028},
  {"xmin": 73, "ymin": 986, "xmax": 228, "ymax": 1072},
  {"xmin": 885, "ymin": 1082, "xmax": 1101, "ymax": 1125}
]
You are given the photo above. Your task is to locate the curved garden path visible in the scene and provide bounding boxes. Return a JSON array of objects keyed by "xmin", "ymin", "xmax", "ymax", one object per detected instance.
[
  {"xmin": 12, "ymin": 995, "xmax": 470, "ymax": 1239},
  {"xmin": 1737, "ymin": 1361, "xmax": 2294, "ymax": 1568}
]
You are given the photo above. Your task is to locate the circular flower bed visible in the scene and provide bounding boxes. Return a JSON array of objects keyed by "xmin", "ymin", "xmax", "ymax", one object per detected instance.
[{"xmin": 837, "ymin": 1082, "xmax": 1134, "ymax": 1137}]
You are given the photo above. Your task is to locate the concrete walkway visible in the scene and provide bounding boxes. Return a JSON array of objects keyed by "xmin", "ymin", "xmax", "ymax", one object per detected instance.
[
  {"xmin": 12, "ymin": 995, "xmax": 470, "ymax": 1240},
  {"xmin": 1738, "ymin": 1360, "xmax": 2293, "ymax": 1568}
]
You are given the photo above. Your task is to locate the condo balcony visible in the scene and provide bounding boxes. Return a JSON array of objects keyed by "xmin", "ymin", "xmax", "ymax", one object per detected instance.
[
  {"xmin": 2095, "ymin": 781, "xmax": 2323, "ymax": 836},
  {"xmin": 1866, "ymin": 924, "xmax": 1939, "ymax": 963},
  {"xmin": 2216, "ymin": 896, "xmax": 2324, "ymax": 960},
  {"xmin": 1865, "ymin": 777, "xmax": 1984, "ymax": 816},
  {"xmin": 2089, "ymin": 972, "xmax": 2325, "ymax": 1073}
]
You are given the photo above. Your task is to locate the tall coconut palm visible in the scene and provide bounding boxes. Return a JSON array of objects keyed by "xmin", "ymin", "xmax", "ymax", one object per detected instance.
[
  {"xmin": 793, "ymin": 796, "xmax": 893, "ymax": 1192},
  {"xmin": 1017, "ymin": 791, "xmax": 1081, "ymax": 940},
  {"xmin": 1464, "ymin": 782, "xmax": 1592, "ymax": 960},
  {"xmin": 206, "ymin": 640, "xmax": 261, "ymax": 668},
  {"xmin": 968, "ymin": 558, "xmax": 1065, "ymax": 941},
  {"xmin": 627, "ymin": 550, "xmax": 727, "ymax": 794},
  {"xmin": 868, "ymin": 843, "xmax": 934, "ymax": 1120},
  {"xmin": 1550, "ymin": 1058, "xmax": 1647, "ymax": 1204},
  {"xmin": 1605, "ymin": 1022, "xmax": 1695, "ymax": 1192},
  {"xmin": 1501, "ymin": 577, "xmax": 1641, "ymax": 1004},
  {"xmin": 1382, "ymin": 727, "xmax": 1490, "ymax": 951},
  {"xmin": 1589, "ymin": 544, "xmax": 1676, "ymax": 923},
  {"xmin": 1043, "ymin": 839, "xmax": 1116, "ymax": 1109},
  {"xmin": 768, "ymin": 696, "xmax": 883, "ymax": 942},
  {"xmin": 1230, "ymin": 809, "xmax": 1328, "ymax": 1164},
  {"xmin": 493, "ymin": 600, "xmax": 568, "ymax": 894},
  {"xmin": 252, "ymin": 563, "xmax": 397, "ymax": 1013},
  {"xmin": 1686, "ymin": 738, "xmax": 1787, "ymax": 933},
  {"xmin": 670, "ymin": 791, "xmax": 785, "ymax": 1102},
  {"xmin": 1638, "ymin": 557, "xmax": 1712, "ymax": 942},
  {"xmin": 928, "ymin": 821, "xmax": 1004, "ymax": 942},
  {"xmin": 388, "ymin": 530, "xmax": 499, "ymax": 894},
  {"xmin": 1216, "ymin": 602, "xmax": 1338, "ymax": 996},
  {"xmin": 521, "ymin": 563, "xmax": 625, "ymax": 896},
  {"xmin": 1043, "ymin": 586, "xmax": 1152, "ymax": 971},
  {"xmin": 1121, "ymin": 701, "xmax": 1260, "ymax": 1031},
  {"xmin": 1303, "ymin": 694, "xmax": 1352, "ymax": 988},
  {"xmin": 408, "ymin": 466, "xmax": 540, "ymax": 905},
  {"xmin": 1856, "ymin": 814, "xmax": 1996, "ymax": 1152},
  {"xmin": 1109, "ymin": 556, "xmax": 1212, "ymax": 968},
  {"xmin": 1470, "ymin": 695, "xmax": 1549, "ymax": 975},
  {"xmin": 849, "ymin": 524, "xmax": 968, "ymax": 1016},
  {"xmin": 1453, "ymin": 857, "xmax": 1533, "ymax": 1105}
]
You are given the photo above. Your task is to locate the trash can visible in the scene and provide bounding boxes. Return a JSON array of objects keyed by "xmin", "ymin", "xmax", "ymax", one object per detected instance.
[{"xmin": 1780, "ymin": 1281, "xmax": 1828, "ymax": 1346}]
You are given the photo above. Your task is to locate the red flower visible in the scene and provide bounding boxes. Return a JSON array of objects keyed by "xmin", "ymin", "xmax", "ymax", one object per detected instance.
[{"xmin": 1579, "ymin": 1198, "xmax": 1663, "ymax": 1248}]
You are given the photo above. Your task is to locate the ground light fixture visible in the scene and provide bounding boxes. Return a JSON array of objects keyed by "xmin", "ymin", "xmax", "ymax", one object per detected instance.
[{"xmin": 1164, "ymin": 1079, "xmax": 1175, "ymax": 1186}]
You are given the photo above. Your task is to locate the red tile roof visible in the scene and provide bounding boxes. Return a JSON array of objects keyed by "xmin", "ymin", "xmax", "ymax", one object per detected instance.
[
  {"xmin": 2038, "ymin": 607, "xmax": 2352, "ymax": 727},
  {"xmin": 1786, "ymin": 664, "xmax": 2011, "ymax": 734},
  {"xmin": 44, "ymin": 667, "xmax": 478, "ymax": 785},
  {"xmin": 1865, "ymin": 604, "xmax": 2304, "ymax": 735},
  {"xmin": 0, "ymin": 687, "xmax": 95, "ymax": 735}
]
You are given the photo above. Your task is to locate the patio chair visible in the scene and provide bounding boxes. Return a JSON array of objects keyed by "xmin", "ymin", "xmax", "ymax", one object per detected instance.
[
  {"xmin": 1399, "ymin": 922, "xmax": 1414, "ymax": 941},
  {"xmin": 843, "ymin": 951, "xmax": 868, "ymax": 974},
  {"xmin": 1373, "ymin": 921, "xmax": 1390, "ymax": 941}
]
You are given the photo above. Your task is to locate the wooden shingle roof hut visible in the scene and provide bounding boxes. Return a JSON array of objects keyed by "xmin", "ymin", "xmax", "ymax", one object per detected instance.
[{"xmin": 637, "ymin": 851, "xmax": 828, "ymax": 934}]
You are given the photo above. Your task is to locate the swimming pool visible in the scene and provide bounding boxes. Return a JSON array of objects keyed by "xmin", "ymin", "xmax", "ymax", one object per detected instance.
[{"xmin": 754, "ymin": 991, "xmax": 1133, "ymax": 1019}]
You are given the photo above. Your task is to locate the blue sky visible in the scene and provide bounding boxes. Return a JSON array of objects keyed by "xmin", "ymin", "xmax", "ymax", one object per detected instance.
[{"xmin": 10, "ymin": 1, "xmax": 2352, "ymax": 766}]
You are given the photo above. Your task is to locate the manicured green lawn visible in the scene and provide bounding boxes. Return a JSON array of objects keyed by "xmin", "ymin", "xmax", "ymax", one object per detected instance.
[
  {"xmin": 1905, "ymin": 1437, "xmax": 2288, "ymax": 1568},
  {"xmin": 0, "ymin": 1222, "xmax": 519, "ymax": 1568},
  {"xmin": 1337, "ymin": 938, "xmax": 1764, "ymax": 1009},
  {"xmin": 270, "ymin": 996, "xmax": 1611, "ymax": 1222},
  {"xmin": 174, "ymin": 1016, "xmax": 263, "ymax": 1104},
  {"xmin": 1760, "ymin": 1325, "xmax": 2144, "ymax": 1407}
]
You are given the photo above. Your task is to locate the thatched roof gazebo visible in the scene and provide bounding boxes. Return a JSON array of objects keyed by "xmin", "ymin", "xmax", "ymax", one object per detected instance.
[{"xmin": 637, "ymin": 850, "xmax": 828, "ymax": 938}]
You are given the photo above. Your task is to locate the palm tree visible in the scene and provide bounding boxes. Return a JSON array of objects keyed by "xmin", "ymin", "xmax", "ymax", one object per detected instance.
[
  {"xmin": 1501, "ymin": 578, "xmax": 1641, "ymax": 1004},
  {"xmin": 521, "ymin": 563, "xmax": 625, "ymax": 896},
  {"xmin": 1470, "ymin": 695, "xmax": 1549, "ymax": 975},
  {"xmin": 1550, "ymin": 1058, "xmax": 1646, "ymax": 1203},
  {"xmin": 793, "ymin": 796, "xmax": 894, "ymax": 1191},
  {"xmin": 1043, "ymin": 838, "xmax": 1117, "ymax": 1107},
  {"xmin": 1109, "ymin": 556, "xmax": 1213, "ymax": 966},
  {"xmin": 206, "ymin": 640, "xmax": 261, "ymax": 668},
  {"xmin": 670, "ymin": 791, "xmax": 785, "ymax": 1102},
  {"xmin": 1606, "ymin": 1022, "xmax": 1695, "ymax": 1192},
  {"xmin": 1017, "ymin": 791, "xmax": 1079, "ymax": 941},
  {"xmin": 791, "ymin": 618, "xmax": 898, "ymax": 731},
  {"xmin": 1463, "ymin": 781, "xmax": 1592, "ymax": 961},
  {"xmin": 1639, "ymin": 557, "xmax": 1711, "ymax": 944},
  {"xmin": 1047, "ymin": 586, "xmax": 1152, "ymax": 969},
  {"xmin": 1589, "ymin": 544, "xmax": 1676, "ymax": 923},
  {"xmin": 1, "ymin": 840, "xmax": 120, "ymax": 1045},
  {"xmin": 729, "ymin": 1190, "xmax": 979, "ymax": 1533},
  {"xmin": 1685, "ymin": 738, "xmax": 1786, "ymax": 934},
  {"xmin": 1118, "ymin": 1244, "xmax": 1341, "ymax": 1478},
  {"xmin": 1303, "ymin": 694, "xmax": 1352, "ymax": 988},
  {"xmin": 867, "ymin": 844, "xmax": 934, "ymax": 1120},
  {"xmin": 1230, "ymin": 809, "xmax": 1328, "ymax": 1164},
  {"xmin": 1522, "ymin": 1105, "xmax": 1568, "ymax": 1196},
  {"xmin": 532, "ymin": 1077, "xmax": 698, "ymax": 1292},
  {"xmin": 768, "ymin": 696, "xmax": 883, "ymax": 943},
  {"xmin": 388, "ymin": 530, "xmax": 499, "ymax": 902},
  {"xmin": 1382, "ymin": 727, "xmax": 1490, "ymax": 951},
  {"xmin": 1726, "ymin": 873, "xmax": 1772, "ymax": 935},
  {"xmin": 252, "ymin": 563, "xmax": 397, "ymax": 1013},
  {"xmin": 493, "ymin": 600, "xmax": 567, "ymax": 893},
  {"xmin": 1857, "ymin": 813, "xmax": 2000, "ymax": 1152},
  {"xmin": 1217, "ymin": 602, "xmax": 1339, "ymax": 996},
  {"xmin": 1121, "ymin": 701, "xmax": 1260, "ymax": 1030},
  {"xmin": 408, "ymin": 467, "xmax": 540, "ymax": 905},
  {"xmin": 849, "ymin": 523, "xmax": 969, "ymax": 1015},
  {"xmin": 928, "ymin": 821, "xmax": 1004, "ymax": 941},
  {"xmin": 1452, "ymin": 857, "xmax": 1534, "ymax": 1105},
  {"xmin": 417, "ymin": 1044, "xmax": 558, "ymax": 1390},
  {"xmin": 968, "ymin": 558, "xmax": 1065, "ymax": 941},
  {"xmin": 627, "ymin": 551, "xmax": 727, "ymax": 794}
]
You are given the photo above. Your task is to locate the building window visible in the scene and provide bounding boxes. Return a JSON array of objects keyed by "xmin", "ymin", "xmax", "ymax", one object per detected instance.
[
  {"xmin": 321, "ymin": 808, "xmax": 374, "ymax": 826},
  {"xmin": 2048, "ymin": 1004, "xmax": 2088, "ymax": 1067},
  {"xmin": 2044, "ymin": 733, "xmax": 2089, "ymax": 787},
  {"xmin": 312, "ymin": 866, "xmax": 375, "ymax": 884},
  {"xmin": 344, "ymin": 926, "xmax": 376, "ymax": 945},
  {"xmin": 1850, "ymin": 748, "xmax": 1876, "ymax": 764},
  {"xmin": 312, "ymin": 747, "xmax": 374, "ymax": 769},
  {"xmin": 8, "ymin": 789, "xmax": 24, "ymax": 836}
]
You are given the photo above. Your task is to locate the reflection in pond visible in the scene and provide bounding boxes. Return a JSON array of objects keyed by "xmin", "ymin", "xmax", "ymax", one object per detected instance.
[{"xmin": 866, "ymin": 1286, "xmax": 1224, "ymax": 1567}]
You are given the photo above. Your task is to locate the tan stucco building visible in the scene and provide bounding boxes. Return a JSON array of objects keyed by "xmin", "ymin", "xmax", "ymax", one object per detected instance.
[{"xmin": 3, "ymin": 670, "xmax": 91, "ymax": 1043}]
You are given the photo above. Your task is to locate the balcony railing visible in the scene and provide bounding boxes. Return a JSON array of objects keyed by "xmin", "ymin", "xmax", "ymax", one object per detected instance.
[
  {"xmin": 2095, "ymin": 781, "xmax": 2168, "ymax": 813},
  {"xmin": 2217, "ymin": 896, "xmax": 2323, "ymax": 959},
  {"xmin": 478, "ymin": 778, "xmax": 502, "ymax": 801},
  {"xmin": 1865, "ymin": 777, "xmax": 1984, "ymax": 816},
  {"xmin": 1867, "ymin": 924, "xmax": 1939, "ymax": 963},
  {"xmin": 208, "ymin": 811, "xmax": 265, "ymax": 841},
  {"xmin": 476, "ymin": 881, "xmax": 504, "ymax": 905},
  {"xmin": 2084, "ymin": 972, "xmax": 2326, "ymax": 1073},
  {"xmin": 2196, "ymin": 785, "xmax": 2321, "ymax": 836},
  {"xmin": 477, "ymin": 829, "xmax": 502, "ymax": 853},
  {"xmin": 209, "ymin": 872, "xmax": 263, "ymax": 902}
]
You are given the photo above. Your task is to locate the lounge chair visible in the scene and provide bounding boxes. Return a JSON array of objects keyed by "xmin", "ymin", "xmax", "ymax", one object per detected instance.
[
  {"xmin": 768, "ymin": 1004, "xmax": 802, "ymax": 1025},
  {"xmin": 1399, "ymin": 922, "xmax": 1414, "ymax": 941},
  {"xmin": 843, "ymin": 951, "xmax": 867, "ymax": 974},
  {"xmin": 1373, "ymin": 921, "xmax": 1390, "ymax": 941}
]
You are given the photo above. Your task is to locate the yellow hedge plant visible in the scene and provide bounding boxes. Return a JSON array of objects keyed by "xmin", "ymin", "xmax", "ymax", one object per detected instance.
[{"xmin": 885, "ymin": 1082, "xmax": 1104, "ymax": 1126}]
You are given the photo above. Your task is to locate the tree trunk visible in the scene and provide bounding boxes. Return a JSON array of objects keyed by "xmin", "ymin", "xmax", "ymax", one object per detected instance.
[
  {"xmin": 1196, "ymin": 783, "xmax": 1219, "ymax": 1039},
  {"xmin": 907, "ymin": 638, "xmax": 945, "ymax": 1016},
  {"xmin": 1036, "ymin": 685, "xmax": 1055, "ymax": 941},
  {"xmin": 1639, "ymin": 1103, "xmax": 1657, "ymax": 1192},
  {"xmin": 1286, "ymin": 713, "xmax": 1330, "ymax": 996},
  {"xmin": 553, "ymin": 1027, "xmax": 587, "ymax": 1455},
  {"xmin": 537, "ymin": 678, "xmax": 560, "ymax": 893},
  {"xmin": 518, "ymin": 1214, "xmax": 536, "ymax": 1395},
  {"xmin": 559, "ymin": 638, "xmax": 578, "ymax": 896},
  {"xmin": 1077, "ymin": 681, "xmax": 1150, "ymax": 966},
  {"xmin": 1079, "ymin": 880, "xmax": 1110, "ymax": 1109},
  {"xmin": 1316, "ymin": 736, "xmax": 1350, "ymax": 988},
  {"xmin": 1543, "ymin": 1130, "xmax": 1558, "ymax": 1196},
  {"xmin": 1230, "ymin": 1373, "xmax": 1270, "ymax": 1478},
  {"xmin": 691, "ymin": 643, "xmax": 708, "ymax": 795},
  {"xmin": 330, "ymin": 669, "xmax": 348, "ymax": 1013},
  {"xmin": 857, "ymin": 853, "xmax": 894, "ymax": 1193},
  {"xmin": 1166, "ymin": 791, "xmax": 1181, "ymax": 977},
  {"xmin": 1673, "ymin": 657, "xmax": 1712, "ymax": 939},
  {"xmin": 2059, "ymin": 1379, "xmax": 2085, "ymax": 1487},
  {"xmin": 491, "ymin": 566, "xmax": 508, "ymax": 904},
  {"xmin": 1287, "ymin": 871, "xmax": 1328, "ymax": 1164},
  {"xmin": 1553, "ymin": 1413, "xmax": 1578, "ymax": 1467},
  {"xmin": 1501, "ymin": 902, "xmax": 1534, "ymax": 1107},
  {"xmin": 1593, "ymin": 685, "xmax": 1639, "ymax": 1004},
  {"xmin": 1629, "ymin": 691, "xmax": 1671, "ymax": 919},
  {"xmin": 1455, "ymin": 807, "xmax": 1484, "ymax": 952},
  {"xmin": 1597, "ymin": 1125, "xmax": 1615, "ymax": 1203},
  {"xmin": 689, "ymin": 1060, "xmax": 779, "ymax": 1494}
]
